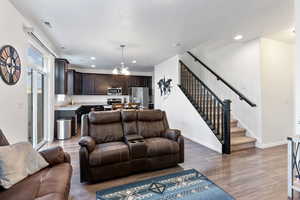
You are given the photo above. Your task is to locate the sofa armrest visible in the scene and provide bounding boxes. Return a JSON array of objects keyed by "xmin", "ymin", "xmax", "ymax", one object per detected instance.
[
  {"xmin": 79, "ymin": 146, "xmax": 89, "ymax": 183},
  {"xmin": 177, "ymin": 135, "xmax": 184, "ymax": 163},
  {"xmin": 39, "ymin": 146, "xmax": 70, "ymax": 166},
  {"xmin": 79, "ymin": 136, "xmax": 96, "ymax": 152},
  {"xmin": 162, "ymin": 129, "xmax": 181, "ymax": 141}
]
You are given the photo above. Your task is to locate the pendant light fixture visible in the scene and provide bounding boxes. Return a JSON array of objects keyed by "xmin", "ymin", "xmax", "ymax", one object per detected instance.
[{"xmin": 112, "ymin": 45, "xmax": 130, "ymax": 75}]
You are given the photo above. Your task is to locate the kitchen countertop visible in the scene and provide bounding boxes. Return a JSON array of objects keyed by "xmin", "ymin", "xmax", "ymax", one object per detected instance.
[{"xmin": 55, "ymin": 103, "xmax": 112, "ymax": 111}]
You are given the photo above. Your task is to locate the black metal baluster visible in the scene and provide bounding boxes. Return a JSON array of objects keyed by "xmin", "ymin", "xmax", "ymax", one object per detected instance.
[
  {"xmin": 186, "ymin": 72, "xmax": 190, "ymax": 93},
  {"xmin": 209, "ymin": 94, "xmax": 213, "ymax": 124},
  {"xmin": 188, "ymin": 71, "xmax": 191, "ymax": 94},
  {"xmin": 217, "ymin": 103, "xmax": 220, "ymax": 136},
  {"xmin": 200, "ymin": 85, "xmax": 204, "ymax": 114},
  {"xmin": 197, "ymin": 81, "xmax": 200, "ymax": 109},
  {"xmin": 192, "ymin": 75, "xmax": 194, "ymax": 100},
  {"xmin": 205, "ymin": 90, "xmax": 209, "ymax": 120},
  {"xmin": 213, "ymin": 98, "xmax": 216, "ymax": 130},
  {"xmin": 181, "ymin": 65, "xmax": 184, "ymax": 88},
  {"xmin": 184, "ymin": 68, "xmax": 188, "ymax": 91},
  {"xmin": 179, "ymin": 60, "xmax": 232, "ymax": 154}
]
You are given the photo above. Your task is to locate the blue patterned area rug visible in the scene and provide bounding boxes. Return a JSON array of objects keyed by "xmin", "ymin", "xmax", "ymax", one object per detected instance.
[{"xmin": 96, "ymin": 169, "xmax": 234, "ymax": 200}]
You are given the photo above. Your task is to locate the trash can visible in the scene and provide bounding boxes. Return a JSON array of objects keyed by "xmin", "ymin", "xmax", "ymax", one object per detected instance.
[{"xmin": 57, "ymin": 119, "xmax": 71, "ymax": 140}]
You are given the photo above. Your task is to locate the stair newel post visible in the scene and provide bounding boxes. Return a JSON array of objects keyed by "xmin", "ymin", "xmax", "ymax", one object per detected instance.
[{"xmin": 222, "ymin": 99, "xmax": 231, "ymax": 154}]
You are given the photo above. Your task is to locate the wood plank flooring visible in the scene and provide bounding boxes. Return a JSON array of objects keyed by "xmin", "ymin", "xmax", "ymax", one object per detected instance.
[{"xmin": 46, "ymin": 136, "xmax": 289, "ymax": 200}]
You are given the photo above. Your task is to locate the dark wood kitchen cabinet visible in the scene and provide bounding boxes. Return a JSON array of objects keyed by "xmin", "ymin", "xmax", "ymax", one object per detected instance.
[
  {"xmin": 81, "ymin": 73, "xmax": 95, "ymax": 95},
  {"xmin": 67, "ymin": 70, "xmax": 74, "ymax": 95},
  {"xmin": 67, "ymin": 70, "xmax": 83, "ymax": 95},
  {"xmin": 74, "ymin": 71, "xmax": 82, "ymax": 95},
  {"xmin": 71, "ymin": 72, "xmax": 152, "ymax": 95},
  {"xmin": 55, "ymin": 58, "xmax": 69, "ymax": 94}
]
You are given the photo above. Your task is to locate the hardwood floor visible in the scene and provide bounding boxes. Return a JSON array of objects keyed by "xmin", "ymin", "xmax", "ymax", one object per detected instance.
[{"xmin": 46, "ymin": 136, "xmax": 289, "ymax": 200}]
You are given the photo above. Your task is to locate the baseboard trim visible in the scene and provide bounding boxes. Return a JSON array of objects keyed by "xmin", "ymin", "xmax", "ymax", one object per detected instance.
[{"xmin": 256, "ymin": 140, "xmax": 287, "ymax": 149}]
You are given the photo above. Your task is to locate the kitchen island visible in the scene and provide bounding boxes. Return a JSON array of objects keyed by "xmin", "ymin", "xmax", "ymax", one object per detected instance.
[{"xmin": 54, "ymin": 103, "xmax": 112, "ymax": 139}]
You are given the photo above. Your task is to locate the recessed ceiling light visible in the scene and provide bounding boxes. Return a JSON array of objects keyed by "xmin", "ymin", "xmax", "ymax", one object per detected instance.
[
  {"xmin": 90, "ymin": 57, "xmax": 96, "ymax": 60},
  {"xmin": 132, "ymin": 60, "xmax": 137, "ymax": 64},
  {"xmin": 234, "ymin": 35, "xmax": 243, "ymax": 40},
  {"xmin": 91, "ymin": 64, "xmax": 96, "ymax": 68},
  {"xmin": 172, "ymin": 42, "xmax": 181, "ymax": 47}
]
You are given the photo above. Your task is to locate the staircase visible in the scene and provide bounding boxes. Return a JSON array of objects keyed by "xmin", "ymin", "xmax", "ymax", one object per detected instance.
[{"xmin": 179, "ymin": 57, "xmax": 256, "ymax": 154}]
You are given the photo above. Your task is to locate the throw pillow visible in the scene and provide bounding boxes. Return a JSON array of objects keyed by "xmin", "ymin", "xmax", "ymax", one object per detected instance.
[{"xmin": 0, "ymin": 142, "xmax": 49, "ymax": 189}]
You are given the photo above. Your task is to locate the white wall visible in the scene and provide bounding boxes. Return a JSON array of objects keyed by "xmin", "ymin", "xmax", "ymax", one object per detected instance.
[
  {"xmin": 0, "ymin": 0, "xmax": 56, "ymax": 143},
  {"xmin": 295, "ymin": 0, "xmax": 300, "ymax": 135},
  {"xmin": 0, "ymin": 0, "xmax": 29, "ymax": 143},
  {"xmin": 180, "ymin": 40, "xmax": 263, "ymax": 144},
  {"xmin": 154, "ymin": 55, "xmax": 222, "ymax": 153},
  {"xmin": 260, "ymin": 38, "xmax": 295, "ymax": 146}
]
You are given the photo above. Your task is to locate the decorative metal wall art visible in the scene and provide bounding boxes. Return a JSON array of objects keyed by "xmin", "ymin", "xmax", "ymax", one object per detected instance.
[{"xmin": 157, "ymin": 77, "xmax": 172, "ymax": 96}]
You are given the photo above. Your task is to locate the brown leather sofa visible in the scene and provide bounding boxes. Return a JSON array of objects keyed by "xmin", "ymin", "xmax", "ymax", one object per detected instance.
[
  {"xmin": 0, "ymin": 129, "xmax": 72, "ymax": 200},
  {"xmin": 79, "ymin": 109, "xmax": 184, "ymax": 183}
]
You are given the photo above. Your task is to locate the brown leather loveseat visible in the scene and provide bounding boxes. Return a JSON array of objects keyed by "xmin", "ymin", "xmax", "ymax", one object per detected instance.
[
  {"xmin": 0, "ymin": 130, "xmax": 72, "ymax": 200},
  {"xmin": 79, "ymin": 109, "xmax": 184, "ymax": 183}
]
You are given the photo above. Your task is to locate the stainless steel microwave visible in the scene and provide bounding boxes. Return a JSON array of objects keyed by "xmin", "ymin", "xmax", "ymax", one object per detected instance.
[{"xmin": 107, "ymin": 88, "xmax": 122, "ymax": 95}]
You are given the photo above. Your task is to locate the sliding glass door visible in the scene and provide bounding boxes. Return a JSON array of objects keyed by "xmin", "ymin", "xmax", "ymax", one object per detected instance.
[
  {"xmin": 27, "ymin": 68, "xmax": 33, "ymax": 144},
  {"xmin": 37, "ymin": 73, "xmax": 44, "ymax": 144},
  {"xmin": 27, "ymin": 46, "xmax": 47, "ymax": 148}
]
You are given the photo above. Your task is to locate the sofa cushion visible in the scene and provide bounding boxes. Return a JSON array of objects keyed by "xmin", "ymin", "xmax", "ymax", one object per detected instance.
[
  {"xmin": 0, "ymin": 163, "xmax": 72, "ymax": 200},
  {"xmin": 122, "ymin": 110, "xmax": 137, "ymax": 122},
  {"xmin": 144, "ymin": 138, "xmax": 179, "ymax": 157},
  {"xmin": 137, "ymin": 110, "xmax": 166, "ymax": 138},
  {"xmin": 137, "ymin": 121, "xmax": 165, "ymax": 138},
  {"xmin": 89, "ymin": 111, "xmax": 124, "ymax": 143},
  {"xmin": 89, "ymin": 111, "xmax": 121, "ymax": 124},
  {"xmin": 122, "ymin": 110, "xmax": 138, "ymax": 136},
  {"xmin": 89, "ymin": 142, "xmax": 130, "ymax": 166},
  {"xmin": 138, "ymin": 110, "xmax": 164, "ymax": 121}
]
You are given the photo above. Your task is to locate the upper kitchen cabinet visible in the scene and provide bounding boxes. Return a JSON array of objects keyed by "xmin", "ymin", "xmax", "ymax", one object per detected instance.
[
  {"xmin": 66, "ymin": 70, "xmax": 83, "ymax": 95},
  {"xmin": 55, "ymin": 58, "xmax": 69, "ymax": 94},
  {"xmin": 64, "ymin": 71, "xmax": 152, "ymax": 95},
  {"xmin": 74, "ymin": 71, "xmax": 82, "ymax": 95},
  {"xmin": 81, "ymin": 73, "xmax": 95, "ymax": 95}
]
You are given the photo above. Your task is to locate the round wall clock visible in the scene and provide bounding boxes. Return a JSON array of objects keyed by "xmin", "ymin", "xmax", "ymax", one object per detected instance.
[{"xmin": 0, "ymin": 45, "xmax": 21, "ymax": 85}]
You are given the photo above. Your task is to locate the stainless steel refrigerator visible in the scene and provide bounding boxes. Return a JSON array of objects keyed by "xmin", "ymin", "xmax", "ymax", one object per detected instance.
[{"xmin": 130, "ymin": 87, "xmax": 149, "ymax": 108}]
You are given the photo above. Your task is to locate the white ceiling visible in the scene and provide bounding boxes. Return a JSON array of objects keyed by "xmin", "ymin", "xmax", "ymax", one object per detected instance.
[{"xmin": 11, "ymin": 0, "xmax": 294, "ymax": 71}]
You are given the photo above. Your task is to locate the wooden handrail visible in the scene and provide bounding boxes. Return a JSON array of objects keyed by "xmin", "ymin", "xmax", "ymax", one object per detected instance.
[{"xmin": 187, "ymin": 51, "xmax": 257, "ymax": 107}]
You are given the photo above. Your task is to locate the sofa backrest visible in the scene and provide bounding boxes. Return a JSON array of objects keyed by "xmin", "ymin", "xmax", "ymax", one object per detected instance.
[
  {"xmin": 137, "ymin": 110, "xmax": 168, "ymax": 138},
  {"xmin": 0, "ymin": 129, "xmax": 9, "ymax": 146},
  {"xmin": 88, "ymin": 111, "xmax": 124, "ymax": 144},
  {"xmin": 121, "ymin": 110, "xmax": 138, "ymax": 136}
]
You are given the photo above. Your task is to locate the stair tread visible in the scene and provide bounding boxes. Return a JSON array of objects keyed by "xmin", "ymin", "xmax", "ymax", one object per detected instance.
[
  {"xmin": 231, "ymin": 136, "xmax": 256, "ymax": 145},
  {"xmin": 231, "ymin": 127, "xmax": 246, "ymax": 133}
]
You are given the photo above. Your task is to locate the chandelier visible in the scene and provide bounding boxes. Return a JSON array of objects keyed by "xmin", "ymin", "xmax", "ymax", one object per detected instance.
[{"xmin": 112, "ymin": 45, "xmax": 130, "ymax": 75}]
